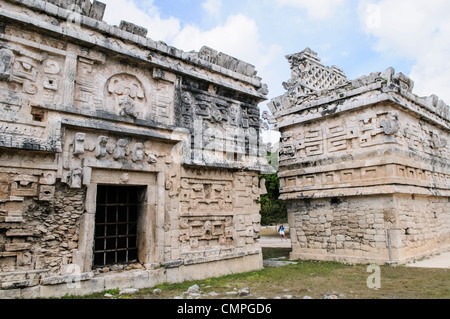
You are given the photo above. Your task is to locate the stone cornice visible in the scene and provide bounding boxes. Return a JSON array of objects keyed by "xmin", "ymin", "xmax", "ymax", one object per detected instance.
[
  {"xmin": 1, "ymin": 0, "xmax": 267, "ymax": 101},
  {"xmin": 270, "ymin": 49, "xmax": 449, "ymax": 131}
]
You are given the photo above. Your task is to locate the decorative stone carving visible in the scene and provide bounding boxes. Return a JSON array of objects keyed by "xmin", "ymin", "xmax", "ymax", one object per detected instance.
[
  {"xmin": 12, "ymin": 56, "xmax": 39, "ymax": 95},
  {"xmin": 106, "ymin": 74, "xmax": 145, "ymax": 119},
  {"xmin": 147, "ymin": 153, "xmax": 157, "ymax": 164},
  {"xmin": 40, "ymin": 171, "xmax": 57, "ymax": 185},
  {"xmin": 11, "ymin": 175, "xmax": 38, "ymax": 197},
  {"xmin": 0, "ymin": 48, "xmax": 14, "ymax": 81},
  {"xmin": 94, "ymin": 136, "xmax": 109, "ymax": 158},
  {"xmin": 132, "ymin": 142, "xmax": 145, "ymax": 162},
  {"xmin": 113, "ymin": 139, "xmax": 130, "ymax": 160},
  {"xmin": 39, "ymin": 185, "xmax": 55, "ymax": 201},
  {"xmin": 179, "ymin": 216, "xmax": 234, "ymax": 250},
  {"xmin": 119, "ymin": 20, "xmax": 148, "ymax": 37},
  {"xmin": 282, "ymin": 48, "xmax": 347, "ymax": 101},
  {"xmin": 192, "ymin": 46, "xmax": 256, "ymax": 77},
  {"xmin": 272, "ymin": 48, "xmax": 450, "ymax": 266},
  {"xmin": 69, "ymin": 167, "xmax": 83, "ymax": 189},
  {"xmin": 380, "ymin": 112, "xmax": 399, "ymax": 135},
  {"xmin": 153, "ymin": 81, "xmax": 172, "ymax": 122},
  {"xmin": 180, "ymin": 92, "xmax": 194, "ymax": 127},
  {"xmin": 119, "ymin": 96, "xmax": 139, "ymax": 119},
  {"xmin": 73, "ymin": 132, "xmax": 86, "ymax": 155},
  {"xmin": 43, "ymin": 59, "xmax": 61, "ymax": 91},
  {"xmin": 0, "ymin": 0, "xmax": 267, "ymax": 297}
]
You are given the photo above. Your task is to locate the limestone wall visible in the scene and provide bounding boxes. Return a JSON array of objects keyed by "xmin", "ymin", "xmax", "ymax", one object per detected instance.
[
  {"xmin": 288, "ymin": 195, "xmax": 450, "ymax": 264},
  {"xmin": 270, "ymin": 48, "xmax": 450, "ymax": 265},
  {"xmin": 0, "ymin": 0, "xmax": 269, "ymax": 298}
]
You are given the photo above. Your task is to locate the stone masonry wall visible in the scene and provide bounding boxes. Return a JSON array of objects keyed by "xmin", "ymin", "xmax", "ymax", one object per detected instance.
[
  {"xmin": 35, "ymin": 183, "xmax": 84, "ymax": 275},
  {"xmin": 288, "ymin": 195, "xmax": 393, "ymax": 264},
  {"xmin": 395, "ymin": 195, "xmax": 450, "ymax": 259},
  {"xmin": 0, "ymin": 177, "xmax": 84, "ymax": 277},
  {"xmin": 0, "ymin": 0, "xmax": 270, "ymax": 298},
  {"xmin": 289, "ymin": 195, "xmax": 450, "ymax": 264},
  {"xmin": 271, "ymin": 48, "xmax": 450, "ymax": 265}
]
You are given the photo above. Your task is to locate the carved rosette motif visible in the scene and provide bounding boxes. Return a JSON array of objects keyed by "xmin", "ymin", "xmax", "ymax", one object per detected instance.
[{"xmin": 106, "ymin": 73, "xmax": 146, "ymax": 119}]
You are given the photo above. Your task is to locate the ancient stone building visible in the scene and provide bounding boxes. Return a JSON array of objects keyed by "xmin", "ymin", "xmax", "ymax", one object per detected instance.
[
  {"xmin": 269, "ymin": 48, "xmax": 450, "ymax": 265},
  {"xmin": 0, "ymin": 0, "xmax": 270, "ymax": 298}
]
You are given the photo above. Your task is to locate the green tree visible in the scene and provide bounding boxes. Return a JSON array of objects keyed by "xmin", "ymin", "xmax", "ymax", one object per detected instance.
[{"xmin": 259, "ymin": 173, "xmax": 287, "ymax": 226}]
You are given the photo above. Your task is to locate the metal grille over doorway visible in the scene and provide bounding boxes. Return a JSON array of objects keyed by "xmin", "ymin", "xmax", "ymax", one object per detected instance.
[{"xmin": 93, "ymin": 185, "xmax": 145, "ymax": 267}]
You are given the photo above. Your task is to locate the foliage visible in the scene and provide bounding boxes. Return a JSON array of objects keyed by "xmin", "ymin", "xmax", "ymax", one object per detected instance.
[{"xmin": 259, "ymin": 173, "xmax": 287, "ymax": 225}]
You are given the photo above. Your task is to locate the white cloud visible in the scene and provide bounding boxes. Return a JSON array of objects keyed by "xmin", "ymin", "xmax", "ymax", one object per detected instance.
[
  {"xmin": 172, "ymin": 14, "xmax": 280, "ymax": 67},
  {"xmin": 102, "ymin": 0, "xmax": 181, "ymax": 43},
  {"xmin": 358, "ymin": 0, "xmax": 450, "ymax": 102},
  {"xmin": 276, "ymin": 0, "xmax": 347, "ymax": 20},
  {"xmin": 171, "ymin": 14, "xmax": 282, "ymax": 100},
  {"xmin": 202, "ymin": 0, "xmax": 223, "ymax": 17},
  {"xmin": 102, "ymin": 1, "xmax": 280, "ymax": 98}
]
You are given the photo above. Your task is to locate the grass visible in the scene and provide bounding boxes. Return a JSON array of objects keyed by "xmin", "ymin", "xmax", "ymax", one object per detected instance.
[{"xmin": 64, "ymin": 248, "xmax": 450, "ymax": 300}]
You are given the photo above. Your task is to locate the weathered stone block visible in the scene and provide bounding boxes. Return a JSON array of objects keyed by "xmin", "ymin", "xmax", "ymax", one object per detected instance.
[
  {"xmin": 0, "ymin": 48, "xmax": 14, "ymax": 81},
  {"xmin": 119, "ymin": 20, "xmax": 148, "ymax": 37},
  {"xmin": 88, "ymin": 0, "xmax": 106, "ymax": 20}
]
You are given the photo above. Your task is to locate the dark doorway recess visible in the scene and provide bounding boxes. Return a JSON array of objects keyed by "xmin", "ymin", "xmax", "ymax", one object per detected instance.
[{"xmin": 93, "ymin": 185, "xmax": 146, "ymax": 267}]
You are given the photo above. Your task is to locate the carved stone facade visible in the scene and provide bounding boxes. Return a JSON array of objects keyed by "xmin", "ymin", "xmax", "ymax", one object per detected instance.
[
  {"xmin": 0, "ymin": 0, "xmax": 270, "ymax": 298},
  {"xmin": 269, "ymin": 48, "xmax": 450, "ymax": 265}
]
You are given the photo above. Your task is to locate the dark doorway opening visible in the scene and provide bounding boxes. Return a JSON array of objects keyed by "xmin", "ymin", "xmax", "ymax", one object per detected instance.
[{"xmin": 93, "ymin": 185, "xmax": 146, "ymax": 267}]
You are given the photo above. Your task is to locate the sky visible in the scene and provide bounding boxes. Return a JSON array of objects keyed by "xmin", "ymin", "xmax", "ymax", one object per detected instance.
[{"xmin": 101, "ymin": 0, "xmax": 450, "ymax": 142}]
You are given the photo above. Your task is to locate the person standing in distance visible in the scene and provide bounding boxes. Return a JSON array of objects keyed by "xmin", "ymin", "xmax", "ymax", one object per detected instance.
[{"xmin": 278, "ymin": 224, "xmax": 287, "ymax": 240}]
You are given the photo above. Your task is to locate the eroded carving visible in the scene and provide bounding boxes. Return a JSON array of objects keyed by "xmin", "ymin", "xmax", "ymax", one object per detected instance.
[
  {"xmin": 0, "ymin": 48, "xmax": 14, "ymax": 81},
  {"xmin": 179, "ymin": 216, "xmax": 234, "ymax": 250},
  {"xmin": 132, "ymin": 142, "xmax": 145, "ymax": 162},
  {"xmin": 106, "ymin": 73, "xmax": 145, "ymax": 119},
  {"xmin": 380, "ymin": 112, "xmax": 399, "ymax": 135},
  {"xmin": 113, "ymin": 139, "xmax": 130, "ymax": 160},
  {"xmin": 69, "ymin": 167, "xmax": 83, "ymax": 189},
  {"xmin": 73, "ymin": 132, "xmax": 86, "ymax": 155},
  {"xmin": 94, "ymin": 136, "xmax": 109, "ymax": 159}
]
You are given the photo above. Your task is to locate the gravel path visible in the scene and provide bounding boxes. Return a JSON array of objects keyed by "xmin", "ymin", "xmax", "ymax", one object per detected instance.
[{"xmin": 406, "ymin": 251, "xmax": 450, "ymax": 269}]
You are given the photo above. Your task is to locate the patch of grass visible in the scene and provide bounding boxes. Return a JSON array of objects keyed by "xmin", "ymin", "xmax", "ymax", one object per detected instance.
[
  {"xmin": 63, "ymin": 249, "xmax": 450, "ymax": 299},
  {"xmin": 262, "ymin": 247, "xmax": 292, "ymax": 260}
]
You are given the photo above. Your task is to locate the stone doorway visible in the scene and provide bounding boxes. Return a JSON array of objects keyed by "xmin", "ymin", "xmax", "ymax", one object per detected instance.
[{"xmin": 93, "ymin": 185, "xmax": 146, "ymax": 267}]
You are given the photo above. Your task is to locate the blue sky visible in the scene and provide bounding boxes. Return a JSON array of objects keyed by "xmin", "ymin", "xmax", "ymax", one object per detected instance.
[{"xmin": 102, "ymin": 0, "xmax": 450, "ymax": 118}]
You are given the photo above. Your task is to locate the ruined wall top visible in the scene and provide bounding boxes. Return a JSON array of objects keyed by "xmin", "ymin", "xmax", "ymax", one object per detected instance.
[
  {"xmin": 269, "ymin": 48, "xmax": 450, "ymax": 130},
  {"xmin": 283, "ymin": 48, "xmax": 347, "ymax": 94},
  {"xmin": 40, "ymin": 0, "xmax": 107, "ymax": 21},
  {"xmin": 1, "ymin": 0, "xmax": 266, "ymax": 96},
  {"xmin": 274, "ymin": 48, "xmax": 450, "ymax": 203}
]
